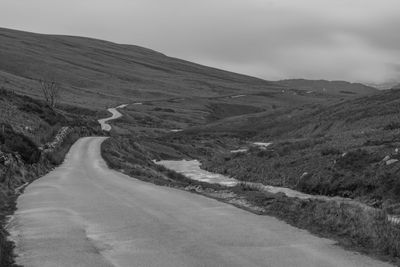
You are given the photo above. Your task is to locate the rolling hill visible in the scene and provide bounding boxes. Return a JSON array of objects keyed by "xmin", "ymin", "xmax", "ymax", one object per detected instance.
[
  {"xmin": 1, "ymin": 27, "xmax": 399, "ymax": 264},
  {"xmin": 0, "ymin": 27, "xmax": 377, "ymax": 110},
  {"xmin": 0, "ymin": 27, "xmax": 284, "ymax": 108}
]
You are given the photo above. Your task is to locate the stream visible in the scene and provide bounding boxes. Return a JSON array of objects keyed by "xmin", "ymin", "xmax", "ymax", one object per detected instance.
[
  {"xmin": 154, "ymin": 159, "xmax": 400, "ymax": 224},
  {"xmin": 155, "ymin": 159, "xmax": 343, "ymax": 199}
]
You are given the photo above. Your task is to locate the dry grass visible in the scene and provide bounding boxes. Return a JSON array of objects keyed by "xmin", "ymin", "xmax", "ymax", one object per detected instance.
[{"xmin": 229, "ymin": 184, "xmax": 400, "ymax": 263}]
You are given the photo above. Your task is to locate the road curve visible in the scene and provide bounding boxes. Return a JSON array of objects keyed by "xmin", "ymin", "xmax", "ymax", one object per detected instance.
[
  {"xmin": 98, "ymin": 104, "xmax": 127, "ymax": 131},
  {"xmin": 7, "ymin": 137, "xmax": 393, "ymax": 267}
]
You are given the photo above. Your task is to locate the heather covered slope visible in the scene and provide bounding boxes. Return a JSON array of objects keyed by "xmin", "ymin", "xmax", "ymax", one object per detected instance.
[
  {"xmin": 107, "ymin": 85, "xmax": 400, "ymax": 208},
  {"xmin": 193, "ymin": 88, "xmax": 400, "ymax": 138},
  {"xmin": 0, "ymin": 27, "xmax": 283, "ymax": 108},
  {"xmin": 0, "ymin": 27, "xmax": 379, "ymax": 110},
  {"xmin": 172, "ymin": 88, "xmax": 400, "ymax": 209}
]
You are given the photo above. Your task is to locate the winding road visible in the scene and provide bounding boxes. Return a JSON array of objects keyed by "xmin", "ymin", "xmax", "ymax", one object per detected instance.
[
  {"xmin": 7, "ymin": 106, "xmax": 393, "ymax": 267},
  {"xmin": 98, "ymin": 104, "xmax": 127, "ymax": 131}
]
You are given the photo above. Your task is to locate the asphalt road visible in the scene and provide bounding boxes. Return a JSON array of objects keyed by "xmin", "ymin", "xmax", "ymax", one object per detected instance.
[
  {"xmin": 97, "ymin": 104, "xmax": 127, "ymax": 131},
  {"xmin": 7, "ymin": 136, "xmax": 393, "ymax": 267}
]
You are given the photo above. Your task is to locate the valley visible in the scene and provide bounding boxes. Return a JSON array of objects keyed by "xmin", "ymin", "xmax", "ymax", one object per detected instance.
[{"xmin": 1, "ymin": 27, "xmax": 400, "ymax": 266}]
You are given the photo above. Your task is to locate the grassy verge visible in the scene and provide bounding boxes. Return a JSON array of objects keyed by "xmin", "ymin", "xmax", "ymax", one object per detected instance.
[
  {"xmin": 231, "ymin": 184, "xmax": 400, "ymax": 264},
  {"xmin": 102, "ymin": 136, "xmax": 400, "ymax": 265},
  {"xmin": 101, "ymin": 136, "xmax": 224, "ymax": 190},
  {"xmin": 0, "ymin": 193, "xmax": 19, "ymax": 267}
]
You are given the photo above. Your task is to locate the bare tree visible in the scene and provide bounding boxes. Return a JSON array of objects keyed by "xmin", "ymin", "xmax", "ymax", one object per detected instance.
[{"xmin": 40, "ymin": 80, "xmax": 60, "ymax": 109}]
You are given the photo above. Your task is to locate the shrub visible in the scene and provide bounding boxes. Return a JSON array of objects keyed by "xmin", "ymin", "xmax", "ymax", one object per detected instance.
[
  {"xmin": 18, "ymin": 101, "xmax": 66, "ymax": 125},
  {"xmin": 0, "ymin": 123, "xmax": 41, "ymax": 164},
  {"xmin": 377, "ymin": 172, "xmax": 400, "ymax": 202},
  {"xmin": 321, "ymin": 147, "xmax": 342, "ymax": 156},
  {"xmin": 153, "ymin": 107, "xmax": 175, "ymax": 113},
  {"xmin": 256, "ymin": 150, "xmax": 273, "ymax": 158},
  {"xmin": 0, "ymin": 87, "xmax": 15, "ymax": 98},
  {"xmin": 0, "ymin": 226, "xmax": 15, "ymax": 266},
  {"xmin": 336, "ymin": 149, "xmax": 379, "ymax": 171},
  {"xmin": 384, "ymin": 122, "xmax": 400, "ymax": 131}
]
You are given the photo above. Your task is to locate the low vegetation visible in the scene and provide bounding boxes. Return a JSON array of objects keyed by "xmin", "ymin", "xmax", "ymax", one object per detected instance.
[
  {"xmin": 101, "ymin": 136, "xmax": 224, "ymax": 191},
  {"xmin": 100, "ymin": 87, "xmax": 400, "ymax": 262},
  {"xmin": 0, "ymin": 123, "xmax": 41, "ymax": 164},
  {"xmin": 235, "ymin": 185, "xmax": 400, "ymax": 262},
  {"xmin": 102, "ymin": 135, "xmax": 400, "ymax": 264}
]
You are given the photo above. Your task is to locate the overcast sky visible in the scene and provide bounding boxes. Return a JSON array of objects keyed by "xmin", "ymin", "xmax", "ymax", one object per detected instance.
[{"xmin": 1, "ymin": 0, "xmax": 399, "ymax": 83}]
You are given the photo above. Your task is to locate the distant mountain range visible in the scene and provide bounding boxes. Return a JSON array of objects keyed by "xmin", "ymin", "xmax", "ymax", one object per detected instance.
[
  {"xmin": 391, "ymin": 83, "xmax": 400, "ymax": 90},
  {"xmin": 365, "ymin": 81, "xmax": 400, "ymax": 90}
]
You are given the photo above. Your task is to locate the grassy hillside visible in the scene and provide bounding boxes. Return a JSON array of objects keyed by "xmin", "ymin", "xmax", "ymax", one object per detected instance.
[
  {"xmin": 276, "ymin": 79, "xmax": 378, "ymax": 96},
  {"xmin": 101, "ymin": 85, "xmax": 400, "ymax": 213},
  {"xmin": 0, "ymin": 27, "xmax": 286, "ymax": 108},
  {"xmin": 1, "ymin": 27, "xmax": 377, "ymax": 111},
  {"xmin": 168, "ymin": 89, "xmax": 400, "ymax": 209}
]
